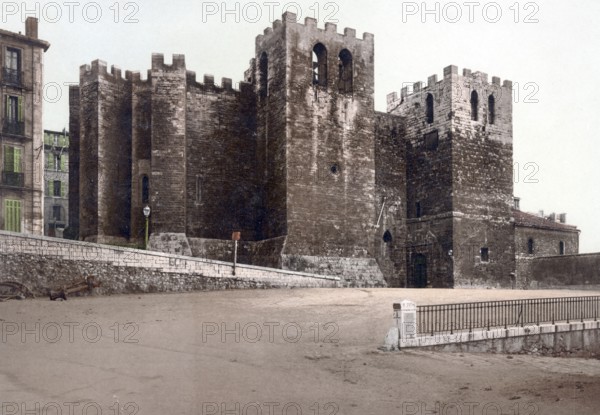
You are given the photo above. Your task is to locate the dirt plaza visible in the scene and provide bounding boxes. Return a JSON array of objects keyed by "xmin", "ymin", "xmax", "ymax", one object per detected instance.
[{"xmin": 1, "ymin": 288, "xmax": 599, "ymax": 414}]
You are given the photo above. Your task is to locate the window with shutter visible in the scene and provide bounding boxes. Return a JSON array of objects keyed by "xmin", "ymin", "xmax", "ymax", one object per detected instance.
[{"xmin": 3, "ymin": 199, "xmax": 22, "ymax": 232}]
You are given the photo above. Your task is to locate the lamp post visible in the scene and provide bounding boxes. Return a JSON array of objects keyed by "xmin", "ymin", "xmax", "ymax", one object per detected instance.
[{"xmin": 143, "ymin": 205, "xmax": 151, "ymax": 249}]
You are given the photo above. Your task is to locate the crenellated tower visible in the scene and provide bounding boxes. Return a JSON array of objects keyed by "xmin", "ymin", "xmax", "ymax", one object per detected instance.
[
  {"xmin": 251, "ymin": 12, "xmax": 383, "ymax": 282},
  {"xmin": 388, "ymin": 65, "xmax": 515, "ymax": 288},
  {"xmin": 77, "ymin": 60, "xmax": 132, "ymax": 244}
]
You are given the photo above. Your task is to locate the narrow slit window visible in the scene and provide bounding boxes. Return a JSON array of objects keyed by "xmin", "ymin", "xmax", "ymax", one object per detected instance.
[
  {"xmin": 470, "ymin": 90, "xmax": 479, "ymax": 121},
  {"xmin": 338, "ymin": 49, "xmax": 353, "ymax": 94},
  {"xmin": 196, "ymin": 176, "xmax": 201, "ymax": 204},
  {"xmin": 426, "ymin": 94, "xmax": 434, "ymax": 124},
  {"xmin": 259, "ymin": 52, "xmax": 269, "ymax": 98},
  {"xmin": 559, "ymin": 241, "xmax": 565, "ymax": 255},
  {"xmin": 142, "ymin": 175, "xmax": 150, "ymax": 204},
  {"xmin": 480, "ymin": 247, "xmax": 489, "ymax": 262},
  {"xmin": 528, "ymin": 238, "xmax": 534, "ymax": 255},
  {"xmin": 488, "ymin": 94, "xmax": 496, "ymax": 125},
  {"xmin": 312, "ymin": 43, "xmax": 328, "ymax": 88}
]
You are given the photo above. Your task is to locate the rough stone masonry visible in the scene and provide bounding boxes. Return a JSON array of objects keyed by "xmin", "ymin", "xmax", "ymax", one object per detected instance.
[{"xmin": 68, "ymin": 12, "xmax": 580, "ymax": 288}]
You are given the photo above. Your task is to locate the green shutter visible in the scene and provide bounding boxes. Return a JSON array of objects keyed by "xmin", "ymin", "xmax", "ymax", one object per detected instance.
[
  {"xmin": 4, "ymin": 146, "xmax": 22, "ymax": 173},
  {"xmin": 48, "ymin": 154, "xmax": 55, "ymax": 170},
  {"xmin": 61, "ymin": 155, "xmax": 67, "ymax": 171},
  {"xmin": 17, "ymin": 96, "xmax": 23, "ymax": 122},
  {"xmin": 49, "ymin": 180, "xmax": 54, "ymax": 196},
  {"xmin": 61, "ymin": 181, "xmax": 67, "ymax": 198},
  {"xmin": 13, "ymin": 148, "xmax": 22, "ymax": 173},
  {"xmin": 4, "ymin": 200, "xmax": 21, "ymax": 232},
  {"xmin": 15, "ymin": 201, "xmax": 21, "ymax": 232},
  {"xmin": 4, "ymin": 146, "xmax": 14, "ymax": 172}
]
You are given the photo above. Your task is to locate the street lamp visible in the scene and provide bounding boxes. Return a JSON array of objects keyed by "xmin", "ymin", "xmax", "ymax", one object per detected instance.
[{"xmin": 143, "ymin": 205, "xmax": 151, "ymax": 249}]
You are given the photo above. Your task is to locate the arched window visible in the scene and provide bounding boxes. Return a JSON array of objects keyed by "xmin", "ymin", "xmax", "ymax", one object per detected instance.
[
  {"xmin": 559, "ymin": 241, "xmax": 565, "ymax": 255},
  {"xmin": 383, "ymin": 230, "xmax": 392, "ymax": 244},
  {"xmin": 338, "ymin": 49, "xmax": 353, "ymax": 94},
  {"xmin": 312, "ymin": 43, "xmax": 328, "ymax": 88},
  {"xmin": 259, "ymin": 52, "xmax": 268, "ymax": 98},
  {"xmin": 426, "ymin": 94, "xmax": 434, "ymax": 124},
  {"xmin": 488, "ymin": 94, "xmax": 496, "ymax": 125},
  {"xmin": 528, "ymin": 238, "xmax": 534, "ymax": 255},
  {"xmin": 470, "ymin": 90, "xmax": 479, "ymax": 121},
  {"xmin": 142, "ymin": 175, "xmax": 149, "ymax": 204}
]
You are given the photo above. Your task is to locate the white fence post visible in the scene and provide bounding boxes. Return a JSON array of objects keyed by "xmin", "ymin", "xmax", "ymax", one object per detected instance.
[{"xmin": 396, "ymin": 299, "xmax": 417, "ymax": 340}]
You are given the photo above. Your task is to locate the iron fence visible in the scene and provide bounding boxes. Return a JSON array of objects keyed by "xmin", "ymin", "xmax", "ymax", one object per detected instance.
[
  {"xmin": 1, "ymin": 171, "xmax": 24, "ymax": 187},
  {"xmin": 416, "ymin": 296, "xmax": 600, "ymax": 336},
  {"xmin": 3, "ymin": 120, "xmax": 25, "ymax": 136},
  {"xmin": 2, "ymin": 68, "xmax": 22, "ymax": 86}
]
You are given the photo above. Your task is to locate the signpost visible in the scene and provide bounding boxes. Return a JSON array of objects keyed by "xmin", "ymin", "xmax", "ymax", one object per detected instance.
[{"xmin": 232, "ymin": 231, "xmax": 241, "ymax": 275}]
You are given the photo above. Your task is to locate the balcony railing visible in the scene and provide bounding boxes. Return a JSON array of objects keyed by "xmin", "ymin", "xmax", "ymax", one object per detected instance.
[
  {"xmin": 1, "ymin": 171, "xmax": 24, "ymax": 187},
  {"xmin": 409, "ymin": 296, "xmax": 600, "ymax": 336},
  {"xmin": 3, "ymin": 120, "xmax": 25, "ymax": 136},
  {"xmin": 2, "ymin": 68, "xmax": 22, "ymax": 86}
]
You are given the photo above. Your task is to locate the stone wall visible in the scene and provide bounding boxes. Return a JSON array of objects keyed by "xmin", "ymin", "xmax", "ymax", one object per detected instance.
[
  {"xmin": 150, "ymin": 54, "xmax": 187, "ymax": 235},
  {"xmin": 388, "ymin": 66, "xmax": 515, "ymax": 288},
  {"xmin": 0, "ymin": 231, "xmax": 340, "ymax": 296},
  {"xmin": 187, "ymin": 236, "xmax": 386, "ymax": 287},
  {"xmin": 77, "ymin": 61, "xmax": 133, "ymax": 243},
  {"xmin": 281, "ymin": 14, "xmax": 377, "ymax": 262},
  {"xmin": 185, "ymin": 73, "xmax": 260, "ymax": 241},
  {"xmin": 67, "ymin": 86, "xmax": 80, "ymax": 239},
  {"xmin": 515, "ymin": 225, "xmax": 579, "ymax": 257},
  {"xmin": 188, "ymin": 236, "xmax": 285, "ymax": 269},
  {"xmin": 374, "ymin": 112, "xmax": 407, "ymax": 287},
  {"xmin": 518, "ymin": 253, "xmax": 600, "ymax": 289}
]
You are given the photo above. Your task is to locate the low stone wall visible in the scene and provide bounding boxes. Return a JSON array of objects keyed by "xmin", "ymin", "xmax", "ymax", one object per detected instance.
[
  {"xmin": 384, "ymin": 321, "xmax": 600, "ymax": 357},
  {"xmin": 518, "ymin": 253, "xmax": 600, "ymax": 289},
  {"xmin": 0, "ymin": 231, "xmax": 340, "ymax": 296},
  {"xmin": 188, "ymin": 236, "xmax": 286, "ymax": 269},
  {"xmin": 183, "ymin": 236, "xmax": 388, "ymax": 287},
  {"xmin": 282, "ymin": 255, "xmax": 387, "ymax": 287}
]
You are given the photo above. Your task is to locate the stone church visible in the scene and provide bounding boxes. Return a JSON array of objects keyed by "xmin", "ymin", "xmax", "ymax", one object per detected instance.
[{"xmin": 68, "ymin": 12, "xmax": 579, "ymax": 288}]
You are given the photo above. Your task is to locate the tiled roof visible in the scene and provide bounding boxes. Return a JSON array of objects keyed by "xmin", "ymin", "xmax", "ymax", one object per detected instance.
[{"xmin": 513, "ymin": 210, "xmax": 579, "ymax": 232}]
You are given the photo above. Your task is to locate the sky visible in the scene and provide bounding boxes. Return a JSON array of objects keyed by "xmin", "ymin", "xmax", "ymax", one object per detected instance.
[{"xmin": 3, "ymin": 0, "xmax": 599, "ymax": 252}]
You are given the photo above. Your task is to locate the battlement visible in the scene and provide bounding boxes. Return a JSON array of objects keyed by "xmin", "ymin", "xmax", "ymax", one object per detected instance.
[
  {"xmin": 79, "ymin": 59, "xmax": 131, "ymax": 83},
  {"xmin": 387, "ymin": 65, "xmax": 513, "ymax": 111},
  {"xmin": 186, "ymin": 71, "xmax": 250, "ymax": 94},
  {"xmin": 151, "ymin": 53, "xmax": 186, "ymax": 71},
  {"xmin": 256, "ymin": 12, "xmax": 373, "ymax": 45}
]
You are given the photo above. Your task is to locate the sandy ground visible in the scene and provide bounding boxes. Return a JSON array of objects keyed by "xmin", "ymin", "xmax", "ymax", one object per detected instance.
[{"xmin": 1, "ymin": 288, "xmax": 599, "ymax": 415}]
